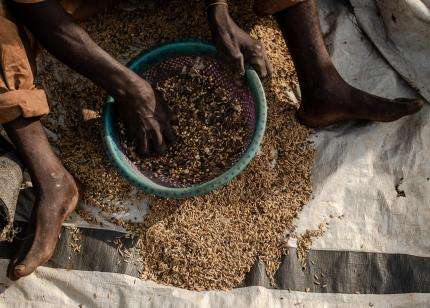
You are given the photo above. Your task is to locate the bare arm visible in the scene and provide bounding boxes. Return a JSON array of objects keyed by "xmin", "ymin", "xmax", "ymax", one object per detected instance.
[{"xmin": 9, "ymin": 0, "xmax": 174, "ymax": 154}]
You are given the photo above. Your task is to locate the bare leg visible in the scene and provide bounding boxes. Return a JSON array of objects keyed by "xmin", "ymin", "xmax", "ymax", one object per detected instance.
[
  {"xmin": 275, "ymin": 1, "xmax": 423, "ymax": 127},
  {"xmin": 4, "ymin": 117, "xmax": 78, "ymax": 280}
]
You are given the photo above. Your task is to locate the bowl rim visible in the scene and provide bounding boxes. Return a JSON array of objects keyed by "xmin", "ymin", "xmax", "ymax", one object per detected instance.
[{"xmin": 102, "ymin": 40, "xmax": 267, "ymax": 199}]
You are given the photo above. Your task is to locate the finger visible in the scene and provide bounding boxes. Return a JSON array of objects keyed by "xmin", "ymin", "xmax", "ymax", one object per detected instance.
[
  {"xmin": 217, "ymin": 35, "xmax": 245, "ymax": 79},
  {"xmin": 114, "ymin": 105, "xmax": 137, "ymax": 141},
  {"xmin": 232, "ymin": 52, "xmax": 245, "ymax": 80},
  {"xmin": 250, "ymin": 55, "xmax": 268, "ymax": 79},
  {"xmin": 154, "ymin": 90, "xmax": 179, "ymax": 131},
  {"xmin": 158, "ymin": 108, "xmax": 177, "ymax": 145},
  {"xmin": 148, "ymin": 130, "xmax": 166, "ymax": 155},
  {"xmin": 246, "ymin": 43, "xmax": 270, "ymax": 79},
  {"xmin": 156, "ymin": 101, "xmax": 175, "ymax": 145},
  {"xmin": 135, "ymin": 127, "xmax": 149, "ymax": 156},
  {"xmin": 263, "ymin": 52, "xmax": 273, "ymax": 79},
  {"xmin": 170, "ymin": 113, "xmax": 179, "ymax": 126},
  {"xmin": 156, "ymin": 94, "xmax": 177, "ymax": 127},
  {"xmin": 147, "ymin": 119, "xmax": 166, "ymax": 154},
  {"xmin": 119, "ymin": 115, "xmax": 138, "ymax": 144},
  {"xmin": 163, "ymin": 123, "xmax": 176, "ymax": 145},
  {"xmin": 125, "ymin": 122, "xmax": 138, "ymax": 144}
]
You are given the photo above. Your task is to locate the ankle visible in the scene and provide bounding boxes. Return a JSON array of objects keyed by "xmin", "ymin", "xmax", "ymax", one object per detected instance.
[
  {"xmin": 34, "ymin": 167, "xmax": 76, "ymax": 194},
  {"xmin": 300, "ymin": 63, "xmax": 343, "ymax": 88},
  {"xmin": 299, "ymin": 81, "xmax": 355, "ymax": 117}
]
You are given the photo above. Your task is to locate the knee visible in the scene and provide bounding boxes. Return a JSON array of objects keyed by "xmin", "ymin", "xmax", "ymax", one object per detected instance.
[
  {"xmin": 254, "ymin": 0, "xmax": 305, "ymax": 16},
  {"xmin": 253, "ymin": 1, "xmax": 272, "ymax": 16}
]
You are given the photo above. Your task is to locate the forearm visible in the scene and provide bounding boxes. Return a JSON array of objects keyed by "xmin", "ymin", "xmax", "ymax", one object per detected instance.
[
  {"xmin": 9, "ymin": 0, "xmax": 137, "ymax": 99},
  {"xmin": 205, "ymin": 0, "xmax": 230, "ymax": 35},
  {"xmin": 204, "ymin": 0, "xmax": 227, "ymax": 7}
]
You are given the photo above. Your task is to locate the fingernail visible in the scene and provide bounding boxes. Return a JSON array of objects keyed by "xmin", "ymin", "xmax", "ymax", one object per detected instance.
[{"xmin": 14, "ymin": 265, "xmax": 26, "ymax": 276}]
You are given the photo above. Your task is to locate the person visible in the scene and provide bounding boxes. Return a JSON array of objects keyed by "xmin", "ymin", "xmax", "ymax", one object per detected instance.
[
  {"xmin": 0, "ymin": 0, "xmax": 423, "ymax": 281},
  {"xmin": 0, "ymin": 0, "xmax": 271, "ymax": 280},
  {"xmin": 254, "ymin": 0, "xmax": 424, "ymax": 127}
]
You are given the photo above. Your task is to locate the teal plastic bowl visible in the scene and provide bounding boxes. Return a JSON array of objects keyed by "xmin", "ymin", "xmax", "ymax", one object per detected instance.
[{"xmin": 102, "ymin": 41, "xmax": 267, "ymax": 199}]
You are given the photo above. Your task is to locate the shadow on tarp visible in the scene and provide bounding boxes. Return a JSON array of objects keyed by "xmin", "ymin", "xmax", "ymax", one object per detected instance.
[{"xmin": 1, "ymin": 223, "xmax": 430, "ymax": 294}]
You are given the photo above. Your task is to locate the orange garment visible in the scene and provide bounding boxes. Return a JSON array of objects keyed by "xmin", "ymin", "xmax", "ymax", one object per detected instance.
[
  {"xmin": 254, "ymin": 0, "xmax": 305, "ymax": 15},
  {"xmin": 0, "ymin": 0, "xmax": 104, "ymax": 124},
  {"xmin": 0, "ymin": 0, "xmax": 48, "ymax": 124}
]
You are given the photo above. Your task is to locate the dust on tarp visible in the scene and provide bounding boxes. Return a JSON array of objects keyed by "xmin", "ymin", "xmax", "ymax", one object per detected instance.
[{"xmin": 36, "ymin": 0, "xmax": 317, "ymax": 290}]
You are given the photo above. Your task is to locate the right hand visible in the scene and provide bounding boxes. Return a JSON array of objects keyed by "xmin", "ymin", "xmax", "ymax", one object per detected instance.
[
  {"xmin": 115, "ymin": 78, "xmax": 175, "ymax": 156},
  {"xmin": 207, "ymin": 3, "xmax": 273, "ymax": 80}
]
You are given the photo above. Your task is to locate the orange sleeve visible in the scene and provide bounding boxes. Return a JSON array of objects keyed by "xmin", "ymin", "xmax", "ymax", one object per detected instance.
[{"xmin": 0, "ymin": 12, "xmax": 49, "ymax": 124}]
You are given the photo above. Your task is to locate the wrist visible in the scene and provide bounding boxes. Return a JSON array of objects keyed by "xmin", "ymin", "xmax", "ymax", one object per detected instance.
[
  {"xmin": 206, "ymin": 1, "xmax": 229, "ymax": 18},
  {"xmin": 207, "ymin": 3, "xmax": 231, "ymax": 29},
  {"xmin": 205, "ymin": 0, "xmax": 227, "ymax": 7},
  {"xmin": 112, "ymin": 70, "xmax": 149, "ymax": 101}
]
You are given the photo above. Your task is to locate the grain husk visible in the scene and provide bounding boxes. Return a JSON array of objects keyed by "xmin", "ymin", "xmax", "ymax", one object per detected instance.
[{"xmin": 38, "ymin": 0, "xmax": 317, "ymax": 290}]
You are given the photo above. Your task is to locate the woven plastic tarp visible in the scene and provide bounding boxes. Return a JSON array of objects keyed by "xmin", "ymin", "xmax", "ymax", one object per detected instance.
[
  {"xmin": 0, "ymin": 0, "xmax": 429, "ymax": 307},
  {"xmin": 0, "ymin": 137, "xmax": 22, "ymax": 236}
]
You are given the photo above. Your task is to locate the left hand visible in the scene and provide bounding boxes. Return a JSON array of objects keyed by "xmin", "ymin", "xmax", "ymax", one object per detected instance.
[{"xmin": 207, "ymin": 3, "xmax": 273, "ymax": 80}]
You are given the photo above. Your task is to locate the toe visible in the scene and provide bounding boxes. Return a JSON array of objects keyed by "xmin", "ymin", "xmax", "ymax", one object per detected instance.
[
  {"xmin": 358, "ymin": 92, "xmax": 424, "ymax": 122},
  {"xmin": 378, "ymin": 98, "xmax": 425, "ymax": 122},
  {"xmin": 13, "ymin": 264, "xmax": 29, "ymax": 279},
  {"xmin": 9, "ymin": 214, "xmax": 64, "ymax": 280},
  {"xmin": 12, "ymin": 244, "xmax": 54, "ymax": 280},
  {"xmin": 394, "ymin": 98, "xmax": 424, "ymax": 115}
]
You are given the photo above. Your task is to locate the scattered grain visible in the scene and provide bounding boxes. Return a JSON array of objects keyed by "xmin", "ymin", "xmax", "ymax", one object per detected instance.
[
  {"xmin": 66, "ymin": 225, "xmax": 82, "ymax": 252},
  {"xmin": 37, "ymin": 0, "xmax": 317, "ymax": 290},
  {"xmin": 296, "ymin": 223, "xmax": 326, "ymax": 268}
]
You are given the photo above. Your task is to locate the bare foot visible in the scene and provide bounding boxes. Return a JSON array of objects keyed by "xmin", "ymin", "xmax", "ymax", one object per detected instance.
[
  {"xmin": 4, "ymin": 118, "xmax": 78, "ymax": 280},
  {"xmin": 273, "ymin": 1, "xmax": 424, "ymax": 128},
  {"xmin": 297, "ymin": 81, "xmax": 424, "ymax": 128},
  {"xmin": 9, "ymin": 170, "xmax": 78, "ymax": 280}
]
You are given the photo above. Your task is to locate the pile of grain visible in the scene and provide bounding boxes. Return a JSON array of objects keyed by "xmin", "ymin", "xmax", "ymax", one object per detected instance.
[{"xmin": 38, "ymin": 0, "xmax": 315, "ymax": 290}]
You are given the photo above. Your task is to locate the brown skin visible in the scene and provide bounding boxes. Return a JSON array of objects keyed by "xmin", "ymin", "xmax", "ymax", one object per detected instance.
[
  {"xmin": 5, "ymin": 0, "xmax": 422, "ymax": 281},
  {"xmin": 206, "ymin": 1, "xmax": 273, "ymax": 79},
  {"xmin": 6, "ymin": 0, "xmax": 422, "ymax": 281},
  {"xmin": 274, "ymin": 0, "xmax": 423, "ymax": 127},
  {"xmin": 9, "ymin": 0, "xmax": 173, "ymax": 156},
  {"xmin": 3, "ymin": 117, "xmax": 78, "ymax": 280},
  {"xmin": 4, "ymin": 0, "xmax": 269, "ymax": 279}
]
